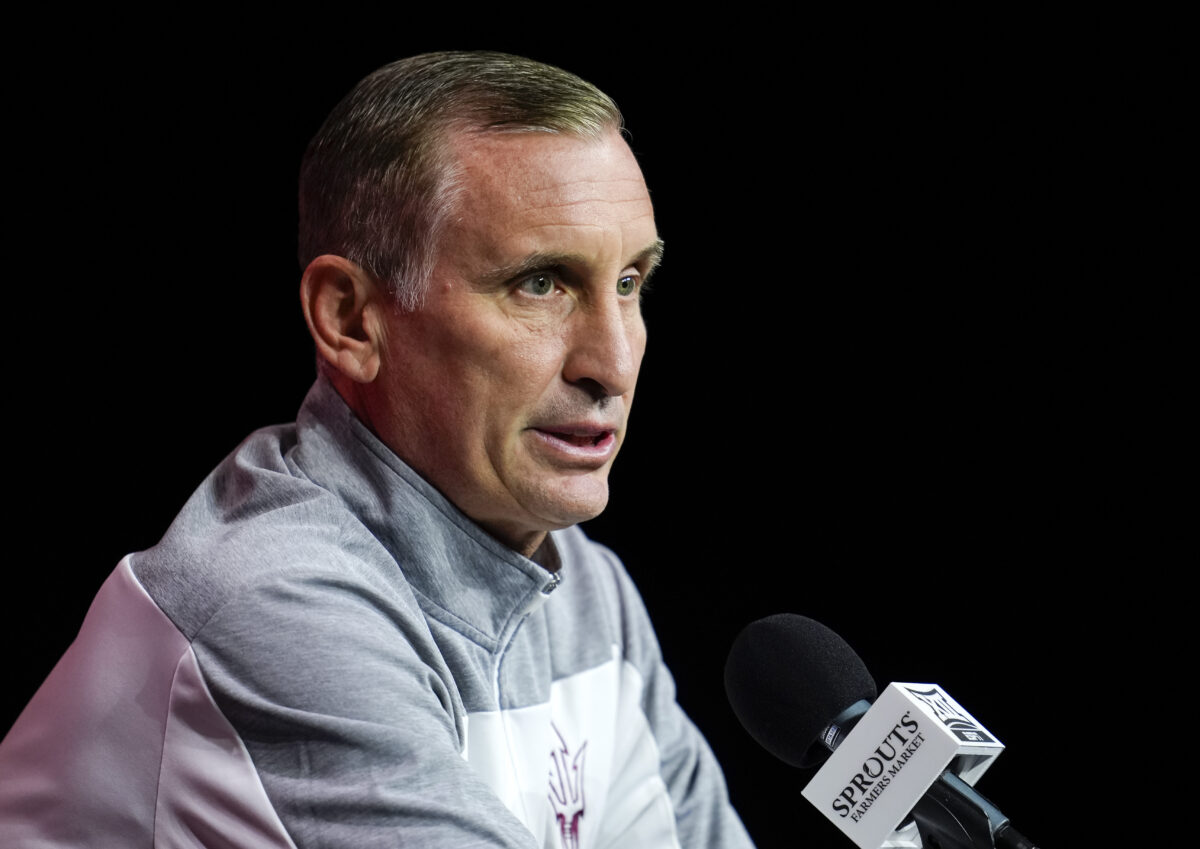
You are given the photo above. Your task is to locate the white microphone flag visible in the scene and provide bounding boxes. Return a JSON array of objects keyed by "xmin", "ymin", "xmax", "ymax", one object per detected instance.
[{"xmin": 801, "ymin": 683, "xmax": 1005, "ymax": 849}]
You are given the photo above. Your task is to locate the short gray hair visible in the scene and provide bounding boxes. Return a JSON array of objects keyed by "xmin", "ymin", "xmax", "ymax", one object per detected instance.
[{"xmin": 298, "ymin": 51, "xmax": 623, "ymax": 311}]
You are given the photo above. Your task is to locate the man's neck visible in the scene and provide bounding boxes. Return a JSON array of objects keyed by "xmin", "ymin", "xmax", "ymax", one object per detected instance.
[{"xmin": 528, "ymin": 534, "xmax": 560, "ymax": 572}]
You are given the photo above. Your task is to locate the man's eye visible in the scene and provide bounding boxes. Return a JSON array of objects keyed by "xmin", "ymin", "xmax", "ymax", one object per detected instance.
[
  {"xmin": 517, "ymin": 274, "xmax": 556, "ymax": 296},
  {"xmin": 616, "ymin": 276, "xmax": 638, "ymax": 297}
]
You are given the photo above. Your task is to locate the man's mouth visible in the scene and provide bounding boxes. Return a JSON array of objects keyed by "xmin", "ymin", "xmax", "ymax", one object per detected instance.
[
  {"xmin": 528, "ymin": 426, "xmax": 619, "ymax": 463},
  {"xmin": 540, "ymin": 429, "xmax": 611, "ymax": 447}
]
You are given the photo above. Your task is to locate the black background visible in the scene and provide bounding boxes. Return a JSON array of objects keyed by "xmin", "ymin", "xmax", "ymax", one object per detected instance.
[{"xmin": 4, "ymin": 15, "xmax": 1185, "ymax": 848}]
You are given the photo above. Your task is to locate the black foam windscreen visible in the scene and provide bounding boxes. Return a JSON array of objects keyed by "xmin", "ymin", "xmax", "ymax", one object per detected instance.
[{"xmin": 724, "ymin": 613, "xmax": 878, "ymax": 768}]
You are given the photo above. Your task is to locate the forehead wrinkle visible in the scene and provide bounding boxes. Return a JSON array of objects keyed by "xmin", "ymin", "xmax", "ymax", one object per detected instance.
[
  {"xmin": 526, "ymin": 172, "xmax": 650, "ymax": 189},
  {"xmin": 529, "ymin": 196, "xmax": 653, "ymax": 214},
  {"xmin": 523, "ymin": 174, "xmax": 652, "ymax": 201},
  {"xmin": 511, "ymin": 199, "xmax": 656, "ymax": 242}
]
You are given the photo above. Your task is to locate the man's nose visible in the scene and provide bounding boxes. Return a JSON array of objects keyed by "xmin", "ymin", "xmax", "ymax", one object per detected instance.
[{"xmin": 561, "ymin": 296, "xmax": 643, "ymax": 400}]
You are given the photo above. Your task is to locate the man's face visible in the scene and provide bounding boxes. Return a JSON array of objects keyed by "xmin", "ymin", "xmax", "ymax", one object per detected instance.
[{"xmin": 365, "ymin": 129, "xmax": 659, "ymax": 554}]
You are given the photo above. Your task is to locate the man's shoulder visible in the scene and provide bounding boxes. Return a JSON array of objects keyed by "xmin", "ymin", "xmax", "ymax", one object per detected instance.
[{"xmin": 129, "ymin": 421, "xmax": 406, "ymax": 642}]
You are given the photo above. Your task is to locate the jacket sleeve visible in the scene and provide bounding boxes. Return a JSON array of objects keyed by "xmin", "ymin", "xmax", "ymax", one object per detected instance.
[
  {"xmin": 601, "ymin": 550, "xmax": 757, "ymax": 849},
  {"xmin": 0, "ymin": 557, "xmax": 541, "ymax": 849}
]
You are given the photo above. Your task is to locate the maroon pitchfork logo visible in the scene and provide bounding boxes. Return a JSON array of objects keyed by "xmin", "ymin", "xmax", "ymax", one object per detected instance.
[{"xmin": 549, "ymin": 722, "xmax": 587, "ymax": 849}]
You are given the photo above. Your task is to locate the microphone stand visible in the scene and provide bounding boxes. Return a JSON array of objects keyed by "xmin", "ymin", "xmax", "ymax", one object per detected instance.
[{"xmin": 908, "ymin": 771, "xmax": 1038, "ymax": 849}]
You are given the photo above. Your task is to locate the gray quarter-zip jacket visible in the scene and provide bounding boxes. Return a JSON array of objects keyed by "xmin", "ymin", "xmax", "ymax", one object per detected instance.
[{"xmin": 0, "ymin": 376, "xmax": 753, "ymax": 848}]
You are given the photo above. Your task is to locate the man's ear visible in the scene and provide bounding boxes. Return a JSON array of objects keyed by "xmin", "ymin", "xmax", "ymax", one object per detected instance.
[{"xmin": 299, "ymin": 255, "xmax": 388, "ymax": 383}]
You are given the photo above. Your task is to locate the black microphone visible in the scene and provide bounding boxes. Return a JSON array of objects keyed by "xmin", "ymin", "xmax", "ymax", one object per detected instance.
[
  {"xmin": 723, "ymin": 613, "xmax": 877, "ymax": 769},
  {"xmin": 724, "ymin": 614, "xmax": 1038, "ymax": 849}
]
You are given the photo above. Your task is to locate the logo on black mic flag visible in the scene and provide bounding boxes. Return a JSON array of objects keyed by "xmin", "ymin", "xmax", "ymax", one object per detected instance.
[{"xmin": 902, "ymin": 686, "xmax": 996, "ymax": 744}]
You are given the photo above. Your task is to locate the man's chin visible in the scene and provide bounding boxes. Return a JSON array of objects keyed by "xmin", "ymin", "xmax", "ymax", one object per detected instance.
[{"xmin": 525, "ymin": 476, "xmax": 611, "ymax": 530}]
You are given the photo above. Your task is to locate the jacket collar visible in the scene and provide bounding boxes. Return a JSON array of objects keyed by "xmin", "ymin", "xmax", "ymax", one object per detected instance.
[{"xmin": 290, "ymin": 376, "xmax": 560, "ymax": 652}]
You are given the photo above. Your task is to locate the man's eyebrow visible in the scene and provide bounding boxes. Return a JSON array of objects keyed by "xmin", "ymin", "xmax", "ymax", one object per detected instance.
[
  {"xmin": 479, "ymin": 238, "xmax": 666, "ymax": 289},
  {"xmin": 639, "ymin": 238, "xmax": 666, "ymax": 283},
  {"xmin": 479, "ymin": 252, "xmax": 580, "ymax": 289}
]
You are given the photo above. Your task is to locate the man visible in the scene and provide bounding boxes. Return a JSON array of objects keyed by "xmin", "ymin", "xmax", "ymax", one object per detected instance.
[{"xmin": 0, "ymin": 52, "xmax": 753, "ymax": 847}]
